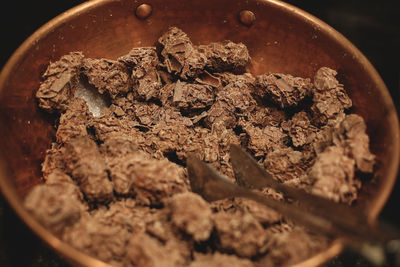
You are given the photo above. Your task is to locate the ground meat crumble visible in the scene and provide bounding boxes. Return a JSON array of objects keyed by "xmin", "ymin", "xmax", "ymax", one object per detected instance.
[{"xmin": 25, "ymin": 27, "xmax": 375, "ymax": 266}]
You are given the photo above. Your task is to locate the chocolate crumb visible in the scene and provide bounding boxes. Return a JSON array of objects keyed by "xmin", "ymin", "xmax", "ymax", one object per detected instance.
[
  {"xmin": 118, "ymin": 47, "xmax": 162, "ymax": 100},
  {"xmin": 24, "ymin": 170, "xmax": 84, "ymax": 235},
  {"xmin": 255, "ymin": 73, "xmax": 312, "ymax": 108},
  {"xmin": 310, "ymin": 67, "xmax": 352, "ymax": 126},
  {"xmin": 166, "ymin": 192, "xmax": 213, "ymax": 242},
  {"xmin": 83, "ymin": 58, "xmax": 131, "ymax": 99},
  {"xmin": 213, "ymin": 211, "xmax": 270, "ymax": 257},
  {"xmin": 198, "ymin": 40, "xmax": 251, "ymax": 73},
  {"xmin": 190, "ymin": 252, "xmax": 254, "ymax": 267},
  {"xmin": 64, "ymin": 136, "xmax": 114, "ymax": 202},
  {"xmin": 158, "ymin": 27, "xmax": 207, "ymax": 79},
  {"xmin": 36, "ymin": 52, "xmax": 84, "ymax": 113}
]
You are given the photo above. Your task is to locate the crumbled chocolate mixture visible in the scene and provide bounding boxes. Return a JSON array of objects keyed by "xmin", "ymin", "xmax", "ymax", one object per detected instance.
[
  {"xmin": 88, "ymin": 109, "xmax": 142, "ymax": 143},
  {"xmin": 158, "ymin": 27, "xmax": 207, "ymax": 79},
  {"xmin": 190, "ymin": 252, "xmax": 254, "ymax": 267},
  {"xmin": 41, "ymin": 143, "xmax": 66, "ymax": 179},
  {"xmin": 36, "ymin": 52, "xmax": 84, "ymax": 112},
  {"xmin": 99, "ymin": 135, "xmax": 140, "ymax": 160},
  {"xmin": 310, "ymin": 67, "xmax": 352, "ymax": 126},
  {"xmin": 334, "ymin": 114, "xmax": 375, "ymax": 172},
  {"xmin": 56, "ymin": 98, "xmax": 90, "ymax": 144},
  {"xmin": 233, "ymin": 198, "xmax": 282, "ymax": 225},
  {"xmin": 281, "ymin": 111, "xmax": 318, "ymax": 147},
  {"xmin": 198, "ymin": 40, "xmax": 250, "ymax": 73},
  {"xmin": 124, "ymin": 232, "xmax": 188, "ymax": 267},
  {"xmin": 64, "ymin": 136, "xmax": 114, "ymax": 202},
  {"xmin": 256, "ymin": 227, "xmax": 329, "ymax": 267},
  {"xmin": 118, "ymin": 47, "xmax": 162, "ymax": 101},
  {"xmin": 62, "ymin": 211, "xmax": 130, "ymax": 263},
  {"xmin": 242, "ymin": 105, "xmax": 287, "ymax": 128},
  {"xmin": 205, "ymin": 73, "xmax": 256, "ymax": 128},
  {"xmin": 92, "ymin": 199, "xmax": 154, "ymax": 234},
  {"xmin": 307, "ymin": 146, "xmax": 358, "ymax": 203},
  {"xmin": 166, "ymin": 192, "xmax": 213, "ymax": 242},
  {"xmin": 213, "ymin": 212, "xmax": 270, "ymax": 257},
  {"xmin": 108, "ymin": 153, "xmax": 188, "ymax": 205},
  {"xmin": 132, "ymin": 100, "xmax": 162, "ymax": 126},
  {"xmin": 242, "ymin": 123, "xmax": 287, "ymax": 157},
  {"xmin": 24, "ymin": 170, "xmax": 85, "ymax": 234},
  {"xmin": 82, "ymin": 58, "xmax": 131, "ymax": 99},
  {"xmin": 254, "ymin": 73, "xmax": 312, "ymax": 108},
  {"xmin": 168, "ymin": 80, "xmax": 215, "ymax": 111},
  {"xmin": 25, "ymin": 27, "xmax": 375, "ymax": 267},
  {"xmin": 264, "ymin": 147, "xmax": 311, "ymax": 183}
]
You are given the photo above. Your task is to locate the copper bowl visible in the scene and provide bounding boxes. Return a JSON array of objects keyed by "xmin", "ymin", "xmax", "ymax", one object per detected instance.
[{"xmin": 0, "ymin": 0, "xmax": 399, "ymax": 266}]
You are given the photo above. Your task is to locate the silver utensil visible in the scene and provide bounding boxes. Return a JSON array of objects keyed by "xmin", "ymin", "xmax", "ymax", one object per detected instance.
[{"xmin": 186, "ymin": 146, "xmax": 400, "ymax": 266}]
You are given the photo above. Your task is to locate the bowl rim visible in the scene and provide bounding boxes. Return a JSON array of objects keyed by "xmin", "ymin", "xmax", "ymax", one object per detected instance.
[{"xmin": 0, "ymin": 0, "xmax": 399, "ymax": 266}]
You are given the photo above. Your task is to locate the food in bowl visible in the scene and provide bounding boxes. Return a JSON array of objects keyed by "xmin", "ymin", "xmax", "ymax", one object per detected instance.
[{"xmin": 24, "ymin": 27, "xmax": 375, "ymax": 266}]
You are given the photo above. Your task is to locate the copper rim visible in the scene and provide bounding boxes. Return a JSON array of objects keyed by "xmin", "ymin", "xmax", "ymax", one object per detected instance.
[{"xmin": 0, "ymin": 0, "xmax": 398, "ymax": 266}]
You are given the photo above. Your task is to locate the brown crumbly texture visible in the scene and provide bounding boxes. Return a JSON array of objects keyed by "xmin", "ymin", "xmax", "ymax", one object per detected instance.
[
  {"xmin": 118, "ymin": 47, "xmax": 162, "ymax": 101},
  {"xmin": 62, "ymin": 212, "xmax": 130, "ymax": 263},
  {"xmin": 145, "ymin": 210, "xmax": 193, "ymax": 260},
  {"xmin": 27, "ymin": 27, "xmax": 376, "ymax": 267},
  {"xmin": 147, "ymin": 107, "xmax": 194, "ymax": 157},
  {"xmin": 213, "ymin": 211, "xmax": 270, "ymax": 257},
  {"xmin": 334, "ymin": 114, "xmax": 375, "ymax": 172},
  {"xmin": 124, "ymin": 232, "xmax": 187, "ymax": 267},
  {"xmin": 88, "ymin": 109, "xmax": 142, "ymax": 142},
  {"xmin": 111, "ymin": 92, "xmax": 136, "ymax": 118},
  {"xmin": 195, "ymin": 71, "xmax": 222, "ymax": 88},
  {"xmin": 158, "ymin": 27, "xmax": 207, "ymax": 79},
  {"xmin": 36, "ymin": 52, "xmax": 84, "ymax": 112},
  {"xmin": 233, "ymin": 198, "xmax": 282, "ymax": 225},
  {"xmin": 24, "ymin": 171, "xmax": 85, "ymax": 235},
  {"xmin": 256, "ymin": 227, "xmax": 329, "ymax": 266},
  {"xmin": 107, "ymin": 152, "xmax": 188, "ymax": 205},
  {"xmin": 132, "ymin": 100, "xmax": 163, "ymax": 126},
  {"xmin": 166, "ymin": 192, "xmax": 213, "ymax": 242},
  {"xmin": 105, "ymin": 151, "xmax": 151, "ymax": 196},
  {"xmin": 99, "ymin": 135, "xmax": 141, "ymax": 161},
  {"xmin": 56, "ymin": 98, "xmax": 91, "ymax": 144},
  {"xmin": 177, "ymin": 124, "xmax": 239, "ymax": 162},
  {"xmin": 41, "ymin": 143, "xmax": 66, "ymax": 179},
  {"xmin": 281, "ymin": 111, "xmax": 318, "ymax": 147},
  {"xmin": 310, "ymin": 67, "xmax": 352, "ymax": 126},
  {"xmin": 205, "ymin": 73, "xmax": 256, "ymax": 128},
  {"xmin": 62, "ymin": 199, "xmax": 158, "ymax": 264},
  {"xmin": 64, "ymin": 136, "xmax": 114, "ymax": 202},
  {"xmin": 167, "ymin": 80, "xmax": 215, "ymax": 111},
  {"xmin": 242, "ymin": 105, "xmax": 287, "ymax": 128},
  {"xmin": 92, "ymin": 199, "xmax": 155, "ymax": 234},
  {"xmin": 241, "ymin": 122, "xmax": 288, "ymax": 157},
  {"xmin": 264, "ymin": 147, "xmax": 312, "ymax": 183},
  {"xmin": 204, "ymin": 100, "xmax": 237, "ymax": 129},
  {"xmin": 307, "ymin": 146, "xmax": 358, "ymax": 203},
  {"xmin": 190, "ymin": 252, "xmax": 254, "ymax": 267},
  {"xmin": 198, "ymin": 40, "xmax": 251, "ymax": 73},
  {"xmin": 82, "ymin": 58, "xmax": 131, "ymax": 99},
  {"xmin": 255, "ymin": 73, "xmax": 312, "ymax": 108}
]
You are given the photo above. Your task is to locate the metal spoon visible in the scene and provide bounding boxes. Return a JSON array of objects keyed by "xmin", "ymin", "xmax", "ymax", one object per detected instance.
[
  {"xmin": 186, "ymin": 151, "xmax": 400, "ymax": 266},
  {"xmin": 187, "ymin": 154, "xmax": 343, "ymax": 239}
]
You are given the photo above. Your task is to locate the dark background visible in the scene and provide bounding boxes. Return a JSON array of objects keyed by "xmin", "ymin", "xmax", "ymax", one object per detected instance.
[{"xmin": 0, "ymin": 0, "xmax": 399, "ymax": 266}]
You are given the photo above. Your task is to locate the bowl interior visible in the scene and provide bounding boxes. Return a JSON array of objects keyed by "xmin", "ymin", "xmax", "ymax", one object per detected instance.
[{"xmin": 0, "ymin": 0, "xmax": 399, "ymax": 266}]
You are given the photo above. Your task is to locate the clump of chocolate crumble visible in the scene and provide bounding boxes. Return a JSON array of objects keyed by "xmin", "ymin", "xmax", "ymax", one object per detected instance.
[{"xmin": 26, "ymin": 27, "xmax": 375, "ymax": 266}]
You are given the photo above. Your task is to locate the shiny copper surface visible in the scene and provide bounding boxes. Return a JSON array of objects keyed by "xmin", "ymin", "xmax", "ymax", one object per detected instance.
[
  {"xmin": 239, "ymin": 10, "xmax": 256, "ymax": 27},
  {"xmin": 0, "ymin": 0, "xmax": 398, "ymax": 266},
  {"xmin": 135, "ymin": 3, "xmax": 152, "ymax": 20}
]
